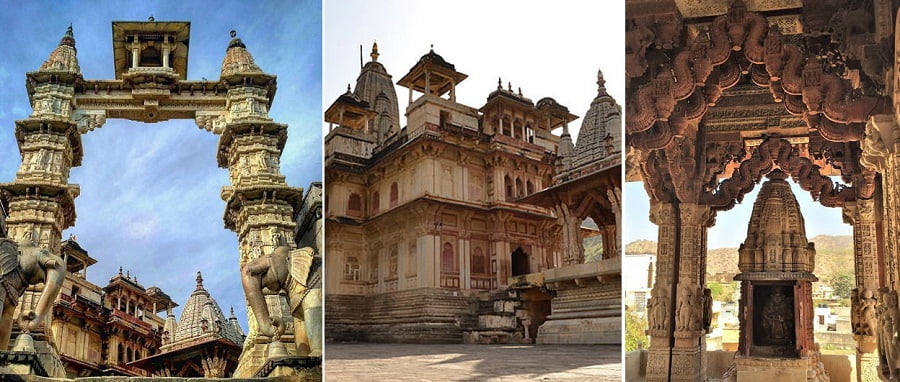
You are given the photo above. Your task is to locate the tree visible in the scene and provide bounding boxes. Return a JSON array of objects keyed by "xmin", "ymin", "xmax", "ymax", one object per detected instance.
[
  {"xmin": 626, "ymin": 309, "xmax": 649, "ymax": 352},
  {"xmin": 827, "ymin": 271, "xmax": 854, "ymax": 299}
]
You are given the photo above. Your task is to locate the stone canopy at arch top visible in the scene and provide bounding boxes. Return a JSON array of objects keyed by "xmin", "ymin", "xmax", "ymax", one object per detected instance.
[
  {"xmin": 0, "ymin": 19, "xmax": 313, "ymax": 376},
  {"xmin": 625, "ymin": 0, "xmax": 897, "ymax": 381}
]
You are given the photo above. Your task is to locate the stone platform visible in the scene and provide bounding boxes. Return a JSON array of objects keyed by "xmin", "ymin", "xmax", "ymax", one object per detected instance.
[{"xmin": 325, "ymin": 343, "xmax": 621, "ymax": 381}]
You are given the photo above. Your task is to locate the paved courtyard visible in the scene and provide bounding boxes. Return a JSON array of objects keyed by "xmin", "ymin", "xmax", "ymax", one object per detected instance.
[{"xmin": 324, "ymin": 344, "xmax": 621, "ymax": 381}]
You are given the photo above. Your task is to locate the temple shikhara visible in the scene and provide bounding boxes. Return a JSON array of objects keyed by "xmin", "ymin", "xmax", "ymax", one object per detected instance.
[
  {"xmin": 323, "ymin": 44, "xmax": 621, "ymax": 345},
  {"xmin": 625, "ymin": 0, "xmax": 900, "ymax": 381},
  {"xmin": 0, "ymin": 19, "xmax": 322, "ymax": 380}
]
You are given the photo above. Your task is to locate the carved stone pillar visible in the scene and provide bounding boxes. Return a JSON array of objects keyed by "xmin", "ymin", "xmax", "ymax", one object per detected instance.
[
  {"xmin": 217, "ymin": 35, "xmax": 310, "ymax": 376},
  {"xmin": 671, "ymin": 203, "xmax": 713, "ymax": 382},
  {"xmin": 861, "ymin": 114, "xmax": 900, "ymax": 379},
  {"xmin": 844, "ymin": 199, "xmax": 881, "ymax": 382},
  {"xmin": 646, "ymin": 203, "xmax": 676, "ymax": 382}
]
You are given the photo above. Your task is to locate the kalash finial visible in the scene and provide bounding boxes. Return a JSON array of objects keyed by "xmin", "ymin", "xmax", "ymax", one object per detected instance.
[
  {"xmin": 597, "ymin": 68, "xmax": 606, "ymax": 92},
  {"xmin": 148, "ymin": 16, "xmax": 155, "ymax": 22},
  {"xmin": 196, "ymin": 271, "xmax": 204, "ymax": 290},
  {"xmin": 230, "ymin": 30, "xmax": 237, "ymax": 39},
  {"xmin": 371, "ymin": 41, "xmax": 379, "ymax": 62},
  {"xmin": 497, "ymin": 77, "xmax": 502, "ymax": 90}
]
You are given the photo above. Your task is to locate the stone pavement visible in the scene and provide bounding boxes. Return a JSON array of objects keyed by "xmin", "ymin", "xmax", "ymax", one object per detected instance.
[{"xmin": 324, "ymin": 344, "xmax": 621, "ymax": 381}]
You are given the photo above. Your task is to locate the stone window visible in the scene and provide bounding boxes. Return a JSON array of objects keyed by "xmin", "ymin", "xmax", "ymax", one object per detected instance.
[
  {"xmin": 442, "ymin": 242, "xmax": 457, "ymax": 273},
  {"xmin": 526, "ymin": 126, "xmax": 535, "ymax": 143},
  {"xmin": 505, "ymin": 175, "xmax": 513, "ymax": 201},
  {"xmin": 347, "ymin": 193, "xmax": 362, "ymax": 217},
  {"xmin": 390, "ymin": 182, "xmax": 399, "ymax": 207},
  {"xmin": 526, "ymin": 180, "xmax": 534, "ymax": 195},
  {"xmin": 118, "ymin": 344, "xmax": 124, "ymax": 364},
  {"xmin": 371, "ymin": 191, "xmax": 380, "ymax": 214},
  {"xmin": 344, "ymin": 256, "xmax": 360, "ymax": 281},
  {"xmin": 515, "ymin": 178, "xmax": 524, "ymax": 197},
  {"xmin": 472, "ymin": 247, "xmax": 487, "ymax": 274},
  {"xmin": 140, "ymin": 46, "xmax": 162, "ymax": 67}
]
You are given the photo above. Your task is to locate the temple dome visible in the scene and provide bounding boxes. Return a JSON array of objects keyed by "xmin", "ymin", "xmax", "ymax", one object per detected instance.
[
  {"xmin": 570, "ymin": 68, "xmax": 621, "ymax": 169},
  {"xmin": 167, "ymin": 271, "xmax": 244, "ymax": 349},
  {"xmin": 354, "ymin": 42, "xmax": 400, "ymax": 142},
  {"xmin": 738, "ymin": 170, "xmax": 816, "ymax": 274},
  {"xmin": 220, "ymin": 30, "xmax": 263, "ymax": 77},
  {"xmin": 39, "ymin": 25, "xmax": 81, "ymax": 74}
]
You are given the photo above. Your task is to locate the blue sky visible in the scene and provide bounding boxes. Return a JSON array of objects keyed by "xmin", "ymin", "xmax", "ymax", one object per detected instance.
[
  {"xmin": 624, "ymin": 178, "xmax": 852, "ymax": 250},
  {"xmin": 323, "ymin": 1, "xmax": 620, "ymax": 139},
  {"xmin": 0, "ymin": 1, "xmax": 321, "ymax": 332}
]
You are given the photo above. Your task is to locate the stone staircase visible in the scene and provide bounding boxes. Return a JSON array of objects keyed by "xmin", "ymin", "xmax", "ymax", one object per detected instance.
[
  {"xmin": 326, "ymin": 288, "xmax": 479, "ymax": 343},
  {"xmin": 463, "ymin": 289, "xmax": 525, "ymax": 344}
]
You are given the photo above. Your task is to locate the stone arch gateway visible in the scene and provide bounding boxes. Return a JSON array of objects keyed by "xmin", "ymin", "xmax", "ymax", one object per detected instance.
[{"xmin": 0, "ymin": 21, "xmax": 313, "ymax": 376}]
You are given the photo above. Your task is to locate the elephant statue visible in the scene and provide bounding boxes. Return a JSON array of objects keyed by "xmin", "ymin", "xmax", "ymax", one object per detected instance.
[
  {"xmin": 0, "ymin": 238, "xmax": 65, "ymax": 350},
  {"xmin": 241, "ymin": 245, "xmax": 321, "ymax": 357}
]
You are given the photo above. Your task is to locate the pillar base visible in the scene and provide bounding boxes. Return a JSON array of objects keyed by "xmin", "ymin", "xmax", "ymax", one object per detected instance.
[
  {"xmin": 671, "ymin": 346, "xmax": 703, "ymax": 382},
  {"xmin": 856, "ymin": 350, "xmax": 880, "ymax": 382},
  {"xmin": 253, "ymin": 355, "xmax": 322, "ymax": 380}
]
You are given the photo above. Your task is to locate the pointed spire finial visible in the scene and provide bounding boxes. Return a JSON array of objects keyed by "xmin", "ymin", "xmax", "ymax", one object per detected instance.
[
  {"xmin": 230, "ymin": 30, "xmax": 237, "ymax": 39},
  {"xmin": 230, "ymin": 306, "xmax": 236, "ymax": 317},
  {"xmin": 508, "ymin": 82, "xmax": 512, "ymax": 92},
  {"xmin": 119, "ymin": 266, "xmax": 123, "ymax": 276},
  {"xmin": 371, "ymin": 41, "xmax": 379, "ymax": 62},
  {"xmin": 430, "ymin": 43, "xmax": 434, "ymax": 53},
  {"xmin": 196, "ymin": 271, "xmax": 204, "ymax": 290},
  {"xmin": 497, "ymin": 77, "xmax": 502, "ymax": 89},
  {"xmin": 347, "ymin": 84, "xmax": 351, "ymax": 93},
  {"xmin": 148, "ymin": 16, "xmax": 155, "ymax": 22},
  {"xmin": 58, "ymin": 24, "xmax": 76, "ymax": 49},
  {"xmin": 597, "ymin": 68, "xmax": 606, "ymax": 93},
  {"xmin": 518, "ymin": 87, "xmax": 522, "ymax": 97}
]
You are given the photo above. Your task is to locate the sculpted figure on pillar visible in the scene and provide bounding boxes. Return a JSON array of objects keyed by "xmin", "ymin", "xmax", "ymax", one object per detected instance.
[
  {"xmin": 878, "ymin": 288, "xmax": 900, "ymax": 379},
  {"xmin": 649, "ymin": 286, "xmax": 669, "ymax": 331},
  {"xmin": 676, "ymin": 285, "xmax": 696, "ymax": 331},
  {"xmin": 852, "ymin": 288, "xmax": 878, "ymax": 337}
]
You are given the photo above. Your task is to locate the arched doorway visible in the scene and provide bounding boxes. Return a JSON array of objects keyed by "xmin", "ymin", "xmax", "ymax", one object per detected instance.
[{"xmin": 511, "ymin": 247, "xmax": 530, "ymax": 276}]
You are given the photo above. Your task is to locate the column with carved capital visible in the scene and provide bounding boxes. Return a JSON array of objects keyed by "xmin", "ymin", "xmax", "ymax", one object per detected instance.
[
  {"xmin": 861, "ymin": 113, "xmax": 900, "ymax": 379},
  {"xmin": 671, "ymin": 203, "xmax": 714, "ymax": 382},
  {"xmin": 645, "ymin": 203, "xmax": 676, "ymax": 382},
  {"xmin": 844, "ymin": 199, "xmax": 881, "ymax": 382},
  {"xmin": 217, "ymin": 32, "xmax": 312, "ymax": 376}
]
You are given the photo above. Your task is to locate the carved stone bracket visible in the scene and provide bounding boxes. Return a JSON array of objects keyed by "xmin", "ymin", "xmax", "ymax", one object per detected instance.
[
  {"xmin": 71, "ymin": 109, "xmax": 107, "ymax": 134},
  {"xmin": 196, "ymin": 111, "xmax": 228, "ymax": 135}
]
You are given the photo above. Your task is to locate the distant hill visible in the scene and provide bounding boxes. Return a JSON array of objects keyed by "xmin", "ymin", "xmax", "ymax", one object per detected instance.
[
  {"xmin": 625, "ymin": 239, "xmax": 657, "ymax": 255},
  {"xmin": 624, "ymin": 235, "xmax": 852, "ymax": 282}
]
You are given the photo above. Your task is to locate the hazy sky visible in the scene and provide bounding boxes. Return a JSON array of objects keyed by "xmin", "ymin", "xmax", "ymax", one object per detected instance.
[
  {"xmin": 0, "ymin": 1, "xmax": 321, "ymax": 332},
  {"xmin": 624, "ymin": 179, "xmax": 852, "ymax": 250},
  {"xmin": 322, "ymin": 0, "xmax": 623, "ymax": 140}
]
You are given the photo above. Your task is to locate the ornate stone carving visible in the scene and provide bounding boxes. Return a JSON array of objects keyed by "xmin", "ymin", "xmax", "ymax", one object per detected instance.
[
  {"xmin": 0, "ymin": 238, "xmax": 66, "ymax": 349},
  {"xmin": 195, "ymin": 112, "xmax": 227, "ymax": 134},
  {"xmin": 241, "ymin": 246, "xmax": 322, "ymax": 357},
  {"xmin": 878, "ymin": 288, "xmax": 900, "ymax": 379},
  {"xmin": 649, "ymin": 285, "xmax": 670, "ymax": 331}
]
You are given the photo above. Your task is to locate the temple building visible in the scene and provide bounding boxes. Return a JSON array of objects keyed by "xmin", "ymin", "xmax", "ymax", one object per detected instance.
[
  {"xmin": 624, "ymin": 0, "xmax": 899, "ymax": 381},
  {"xmin": 130, "ymin": 271, "xmax": 245, "ymax": 378},
  {"xmin": 31, "ymin": 237, "xmax": 177, "ymax": 377},
  {"xmin": 324, "ymin": 44, "xmax": 621, "ymax": 344}
]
